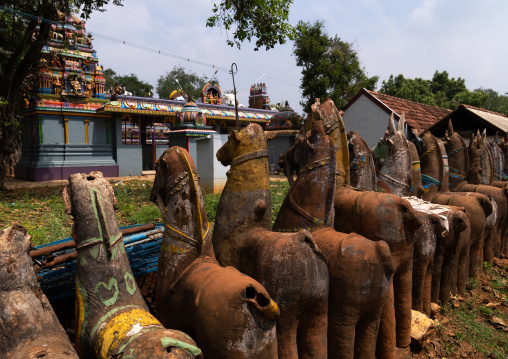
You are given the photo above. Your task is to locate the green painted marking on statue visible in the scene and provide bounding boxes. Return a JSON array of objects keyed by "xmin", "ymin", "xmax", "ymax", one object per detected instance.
[
  {"xmin": 119, "ymin": 241, "xmax": 126, "ymax": 254},
  {"xmin": 110, "ymin": 247, "xmax": 117, "ymax": 260},
  {"xmin": 78, "ymin": 251, "xmax": 87, "ymax": 266},
  {"xmin": 95, "ymin": 277, "xmax": 119, "ymax": 306},
  {"xmin": 161, "ymin": 337, "xmax": 202, "ymax": 356},
  {"xmin": 90, "ymin": 305, "xmax": 140, "ymax": 340},
  {"xmin": 122, "ymin": 349, "xmax": 135, "ymax": 359},
  {"xmin": 89, "ymin": 245, "xmax": 99, "ymax": 260},
  {"xmin": 124, "ymin": 271, "xmax": 137, "ymax": 295},
  {"xmin": 90, "ymin": 187, "xmax": 104, "ymax": 240}
]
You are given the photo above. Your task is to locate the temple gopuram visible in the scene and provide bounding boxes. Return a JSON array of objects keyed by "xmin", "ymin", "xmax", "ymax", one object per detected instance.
[{"xmin": 16, "ymin": 14, "xmax": 298, "ymax": 191}]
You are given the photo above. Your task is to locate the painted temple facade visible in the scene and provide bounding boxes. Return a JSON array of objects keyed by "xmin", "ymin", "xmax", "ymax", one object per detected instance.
[{"xmin": 16, "ymin": 14, "xmax": 299, "ymax": 188}]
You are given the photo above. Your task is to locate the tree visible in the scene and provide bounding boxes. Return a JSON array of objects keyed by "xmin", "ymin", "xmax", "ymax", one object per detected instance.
[
  {"xmin": 102, "ymin": 68, "xmax": 153, "ymax": 97},
  {"xmin": 206, "ymin": 0, "xmax": 295, "ymax": 50},
  {"xmin": 156, "ymin": 66, "xmax": 209, "ymax": 100},
  {"xmin": 293, "ymin": 20, "xmax": 378, "ymax": 112},
  {"xmin": 473, "ymin": 88, "xmax": 508, "ymax": 116},
  {"xmin": 379, "ymin": 71, "xmax": 492, "ymax": 110}
]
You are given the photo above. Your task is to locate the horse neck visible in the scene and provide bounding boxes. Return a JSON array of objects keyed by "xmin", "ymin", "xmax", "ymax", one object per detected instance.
[
  {"xmin": 491, "ymin": 143, "xmax": 505, "ymax": 181},
  {"xmin": 408, "ymin": 141, "xmax": 424, "ymax": 198},
  {"xmin": 479, "ymin": 144, "xmax": 494, "ymax": 184},
  {"xmin": 291, "ymin": 158, "xmax": 336, "ymax": 223},
  {"xmin": 420, "ymin": 136, "xmax": 444, "ymax": 196},
  {"xmin": 328, "ymin": 125, "xmax": 350, "ymax": 188},
  {"xmin": 446, "ymin": 134, "xmax": 469, "ymax": 191},
  {"xmin": 349, "ymin": 137, "xmax": 376, "ymax": 191},
  {"xmin": 377, "ymin": 139, "xmax": 412, "ymax": 196},
  {"xmin": 224, "ymin": 155, "xmax": 270, "ymax": 193}
]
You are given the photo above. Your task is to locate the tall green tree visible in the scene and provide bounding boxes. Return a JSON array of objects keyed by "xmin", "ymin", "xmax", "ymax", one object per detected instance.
[
  {"xmin": 156, "ymin": 66, "xmax": 209, "ymax": 100},
  {"xmin": 293, "ymin": 20, "xmax": 378, "ymax": 112}
]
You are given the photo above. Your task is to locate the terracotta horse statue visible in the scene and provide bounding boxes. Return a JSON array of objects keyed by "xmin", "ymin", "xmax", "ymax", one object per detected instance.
[
  {"xmin": 444, "ymin": 121, "xmax": 508, "ymax": 260},
  {"xmin": 418, "ymin": 131, "xmax": 494, "ymax": 279},
  {"xmin": 408, "ymin": 141, "xmax": 471, "ymax": 301},
  {"xmin": 63, "ymin": 171, "xmax": 200, "ymax": 358},
  {"xmin": 348, "ymin": 131, "xmax": 377, "ymax": 191},
  {"xmin": 150, "ymin": 147, "xmax": 280, "ymax": 359},
  {"xmin": 276, "ymin": 116, "xmax": 394, "ymax": 359},
  {"xmin": 0, "ymin": 225, "xmax": 80, "ymax": 359},
  {"xmin": 212, "ymin": 123, "xmax": 330, "ymax": 359},
  {"xmin": 372, "ymin": 113, "xmax": 412, "ymax": 196}
]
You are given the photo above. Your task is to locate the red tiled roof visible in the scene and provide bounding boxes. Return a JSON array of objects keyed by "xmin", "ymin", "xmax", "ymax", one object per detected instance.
[{"xmin": 366, "ymin": 90, "xmax": 452, "ymax": 130}]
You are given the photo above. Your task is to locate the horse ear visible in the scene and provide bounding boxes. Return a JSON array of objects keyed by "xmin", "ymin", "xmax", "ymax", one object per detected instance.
[
  {"xmin": 469, "ymin": 132, "xmax": 476, "ymax": 149},
  {"xmin": 231, "ymin": 129, "xmax": 241, "ymax": 142},
  {"xmin": 494, "ymin": 132, "xmax": 499, "ymax": 145},
  {"xmin": 398, "ymin": 113, "xmax": 405, "ymax": 132},
  {"xmin": 448, "ymin": 120, "xmax": 454, "ymax": 135},
  {"xmin": 264, "ymin": 131, "xmax": 277, "ymax": 142},
  {"xmin": 481, "ymin": 129, "xmax": 487, "ymax": 143},
  {"xmin": 388, "ymin": 113, "xmax": 396, "ymax": 134}
]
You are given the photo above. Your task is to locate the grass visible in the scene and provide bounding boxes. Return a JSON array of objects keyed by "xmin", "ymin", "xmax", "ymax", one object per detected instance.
[
  {"xmin": 438, "ymin": 265, "xmax": 508, "ymax": 359},
  {"xmin": 0, "ymin": 179, "xmax": 290, "ymax": 246}
]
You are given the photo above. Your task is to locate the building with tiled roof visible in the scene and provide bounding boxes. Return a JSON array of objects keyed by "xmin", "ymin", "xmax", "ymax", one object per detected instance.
[
  {"xmin": 429, "ymin": 104, "xmax": 508, "ymax": 139},
  {"xmin": 342, "ymin": 88, "xmax": 452, "ymax": 147}
]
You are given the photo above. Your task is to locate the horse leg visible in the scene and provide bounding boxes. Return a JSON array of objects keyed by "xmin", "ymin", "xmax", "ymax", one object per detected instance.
[
  {"xmin": 422, "ymin": 258, "xmax": 433, "ymax": 316},
  {"xmin": 276, "ymin": 310, "xmax": 299, "ymax": 359},
  {"xmin": 297, "ymin": 299, "xmax": 328, "ymax": 359},
  {"xmin": 457, "ymin": 243, "xmax": 471, "ymax": 295},
  {"xmin": 376, "ymin": 281, "xmax": 396, "ymax": 359},
  {"xmin": 431, "ymin": 250, "xmax": 444, "ymax": 304},
  {"xmin": 355, "ymin": 311, "xmax": 383, "ymax": 359},
  {"xmin": 393, "ymin": 260, "xmax": 413, "ymax": 349},
  {"xmin": 412, "ymin": 258, "xmax": 426, "ymax": 312}
]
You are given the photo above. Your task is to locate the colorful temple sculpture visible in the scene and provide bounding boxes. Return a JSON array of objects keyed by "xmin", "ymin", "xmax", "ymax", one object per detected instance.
[
  {"xmin": 15, "ymin": 13, "xmax": 298, "ymax": 191},
  {"xmin": 249, "ymin": 82, "xmax": 271, "ymax": 110}
]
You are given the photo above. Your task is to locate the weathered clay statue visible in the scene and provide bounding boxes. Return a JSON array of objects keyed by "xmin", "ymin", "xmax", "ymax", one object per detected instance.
[
  {"xmin": 63, "ymin": 171, "xmax": 200, "ymax": 358},
  {"xmin": 150, "ymin": 147, "xmax": 280, "ymax": 359},
  {"xmin": 0, "ymin": 225, "xmax": 80, "ymax": 359},
  {"xmin": 408, "ymin": 140, "xmax": 471, "ymax": 300},
  {"xmin": 348, "ymin": 131, "xmax": 377, "ymax": 191},
  {"xmin": 443, "ymin": 124, "xmax": 507, "ymax": 262},
  {"xmin": 373, "ymin": 113, "xmax": 412, "ymax": 196},
  {"xmin": 276, "ymin": 116, "xmax": 394, "ymax": 359},
  {"xmin": 212, "ymin": 123, "xmax": 330, "ymax": 358},
  {"xmin": 419, "ymin": 131, "xmax": 493, "ymax": 278},
  {"xmin": 444, "ymin": 122, "xmax": 508, "ymax": 262}
]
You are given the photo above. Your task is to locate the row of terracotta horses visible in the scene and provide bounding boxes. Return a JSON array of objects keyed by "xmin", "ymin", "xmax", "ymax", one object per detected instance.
[{"xmin": 2, "ymin": 98, "xmax": 507, "ymax": 359}]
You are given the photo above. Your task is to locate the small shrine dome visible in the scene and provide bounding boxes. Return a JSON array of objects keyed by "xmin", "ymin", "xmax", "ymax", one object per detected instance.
[{"xmin": 268, "ymin": 101, "xmax": 301, "ymax": 130}]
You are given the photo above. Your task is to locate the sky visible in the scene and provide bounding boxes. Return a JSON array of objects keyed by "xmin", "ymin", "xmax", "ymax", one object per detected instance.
[{"xmin": 86, "ymin": 0, "xmax": 508, "ymax": 115}]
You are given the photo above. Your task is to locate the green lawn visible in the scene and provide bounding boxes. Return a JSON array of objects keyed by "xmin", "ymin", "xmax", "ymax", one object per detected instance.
[{"xmin": 0, "ymin": 179, "xmax": 289, "ymax": 246}]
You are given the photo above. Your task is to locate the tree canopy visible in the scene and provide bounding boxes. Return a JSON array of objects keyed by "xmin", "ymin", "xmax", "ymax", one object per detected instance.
[
  {"xmin": 293, "ymin": 20, "xmax": 378, "ymax": 112},
  {"xmin": 102, "ymin": 68, "xmax": 153, "ymax": 97},
  {"xmin": 156, "ymin": 66, "xmax": 209, "ymax": 100},
  {"xmin": 206, "ymin": 0, "xmax": 295, "ymax": 51},
  {"xmin": 378, "ymin": 71, "xmax": 508, "ymax": 115}
]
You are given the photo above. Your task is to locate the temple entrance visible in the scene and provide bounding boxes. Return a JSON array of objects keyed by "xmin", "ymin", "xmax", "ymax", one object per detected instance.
[{"xmin": 121, "ymin": 116, "xmax": 171, "ymax": 171}]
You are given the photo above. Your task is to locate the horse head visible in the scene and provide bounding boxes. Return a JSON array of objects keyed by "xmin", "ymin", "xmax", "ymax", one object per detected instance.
[
  {"xmin": 216, "ymin": 123, "xmax": 268, "ymax": 166},
  {"xmin": 151, "ymin": 147, "xmax": 209, "ymax": 255},
  {"xmin": 348, "ymin": 131, "xmax": 376, "ymax": 191}
]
